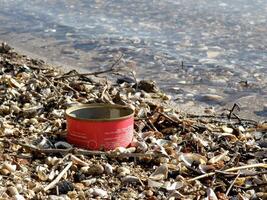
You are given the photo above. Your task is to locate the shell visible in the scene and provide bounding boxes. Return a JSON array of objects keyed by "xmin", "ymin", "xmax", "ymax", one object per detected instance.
[
  {"xmin": 208, "ymin": 151, "xmax": 229, "ymax": 164},
  {"xmin": 2, "ymin": 162, "xmax": 17, "ymax": 172},
  {"xmin": 104, "ymin": 163, "xmax": 113, "ymax": 174},
  {"xmin": 149, "ymin": 164, "xmax": 168, "ymax": 181}
]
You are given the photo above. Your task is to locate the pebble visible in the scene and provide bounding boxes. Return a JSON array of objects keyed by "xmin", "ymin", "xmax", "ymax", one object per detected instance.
[
  {"xmin": 104, "ymin": 163, "xmax": 113, "ymax": 174},
  {"xmin": 91, "ymin": 188, "xmax": 108, "ymax": 197},
  {"xmin": 254, "ymin": 132, "xmax": 263, "ymax": 140},
  {"xmin": 74, "ymin": 183, "xmax": 85, "ymax": 191},
  {"xmin": 14, "ymin": 195, "xmax": 25, "ymax": 200},
  {"xmin": 2, "ymin": 162, "xmax": 16, "ymax": 173},
  {"xmin": 80, "ymin": 166, "xmax": 89, "ymax": 174},
  {"xmin": 0, "ymin": 168, "xmax": 10, "ymax": 175},
  {"xmin": 200, "ymin": 94, "xmax": 224, "ymax": 103},
  {"xmin": 121, "ymin": 175, "xmax": 141, "ymax": 184},
  {"xmin": 57, "ymin": 180, "xmax": 74, "ymax": 194},
  {"xmin": 87, "ymin": 164, "xmax": 105, "ymax": 175},
  {"xmin": 8, "ymin": 186, "xmax": 19, "ymax": 196},
  {"xmin": 144, "ymin": 190, "xmax": 154, "ymax": 197},
  {"xmin": 82, "ymin": 178, "xmax": 97, "ymax": 186},
  {"xmin": 48, "ymin": 195, "xmax": 70, "ymax": 200},
  {"xmin": 135, "ymin": 141, "xmax": 148, "ymax": 152},
  {"xmin": 117, "ymin": 167, "xmax": 131, "ymax": 177},
  {"xmin": 46, "ymin": 157, "xmax": 60, "ymax": 166}
]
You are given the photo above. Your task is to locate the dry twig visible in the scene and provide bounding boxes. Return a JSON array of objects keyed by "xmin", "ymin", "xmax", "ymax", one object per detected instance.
[
  {"xmin": 44, "ymin": 161, "xmax": 73, "ymax": 191},
  {"xmin": 226, "ymin": 170, "xmax": 240, "ymax": 196},
  {"xmin": 57, "ymin": 54, "xmax": 123, "ymax": 79}
]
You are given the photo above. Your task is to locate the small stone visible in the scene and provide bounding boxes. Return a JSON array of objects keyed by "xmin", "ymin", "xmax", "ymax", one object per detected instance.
[
  {"xmin": 254, "ymin": 132, "xmax": 263, "ymax": 140},
  {"xmin": 2, "ymin": 162, "xmax": 16, "ymax": 172},
  {"xmin": 67, "ymin": 191, "xmax": 78, "ymax": 199},
  {"xmin": 0, "ymin": 168, "xmax": 10, "ymax": 175},
  {"xmin": 14, "ymin": 194, "xmax": 25, "ymax": 200},
  {"xmin": 87, "ymin": 164, "xmax": 104, "ymax": 175},
  {"xmin": 121, "ymin": 175, "xmax": 141, "ymax": 184},
  {"xmin": 80, "ymin": 166, "xmax": 89, "ymax": 174},
  {"xmin": 221, "ymin": 126, "xmax": 233, "ymax": 134},
  {"xmin": 48, "ymin": 195, "xmax": 70, "ymax": 200},
  {"xmin": 126, "ymin": 147, "xmax": 136, "ymax": 153},
  {"xmin": 117, "ymin": 167, "xmax": 130, "ymax": 177},
  {"xmin": 74, "ymin": 183, "xmax": 85, "ymax": 191},
  {"xmin": 8, "ymin": 186, "xmax": 19, "ymax": 196},
  {"xmin": 104, "ymin": 163, "xmax": 113, "ymax": 174},
  {"xmin": 82, "ymin": 178, "xmax": 97, "ymax": 186},
  {"xmin": 144, "ymin": 190, "xmax": 154, "ymax": 197},
  {"xmin": 199, "ymin": 94, "xmax": 224, "ymax": 103},
  {"xmin": 92, "ymin": 188, "xmax": 108, "ymax": 198},
  {"xmin": 57, "ymin": 181, "xmax": 74, "ymax": 195}
]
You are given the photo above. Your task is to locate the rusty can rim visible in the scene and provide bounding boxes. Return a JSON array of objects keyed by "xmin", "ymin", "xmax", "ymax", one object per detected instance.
[{"xmin": 65, "ymin": 103, "xmax": 134, "ymax": 122}]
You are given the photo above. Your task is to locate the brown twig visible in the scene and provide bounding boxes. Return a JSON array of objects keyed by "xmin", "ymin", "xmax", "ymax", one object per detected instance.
[
  {"xmin": 227, "ymin": 103, "xmax": 240, "ymax": 120},
  {"xmin": 15, "ymin": 141, "xmax": 169, "ymax": 159},
  {"xmin": 226, "ymin": 170, "xmax": 240, "ymax": 196}
]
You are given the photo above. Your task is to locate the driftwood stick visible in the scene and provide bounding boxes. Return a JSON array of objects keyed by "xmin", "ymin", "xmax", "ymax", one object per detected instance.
[
  {"xmin": 15, "ymin": 141, "xmax": 72, "ymax": 154},
  {"xmin": 44, "ymin": 161, "xmax": 73, "ymax": 191},
  {"xmin": 15, "ymin": 141, "xmax": 169, "ymax": 159}
]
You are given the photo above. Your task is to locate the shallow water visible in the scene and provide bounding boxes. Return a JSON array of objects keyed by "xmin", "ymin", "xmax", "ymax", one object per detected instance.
[{"xmin": 0, "ymin": 0, "xmax": 266, "ymax": 119}]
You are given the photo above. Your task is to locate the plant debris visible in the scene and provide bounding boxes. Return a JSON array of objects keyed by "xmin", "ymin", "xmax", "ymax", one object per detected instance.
[{"xmin": 0, "ymin": 44, "xmax": 267, "ymax": 199}]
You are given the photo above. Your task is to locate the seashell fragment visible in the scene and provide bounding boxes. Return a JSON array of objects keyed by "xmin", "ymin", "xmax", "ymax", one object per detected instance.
[
  {"xmin": 91, "ymin": 188, "xmax": 108, "ymax": 198},
  {"xmin": 82, "ymin": 178, "xmax": 97, "ymax": 186},
  {"xmin": 208, "ymin": 150, "xmax": 229, "ymax": 164},
  {"xmin": 179, "ymin": 153, "xmax": 207, "ymax": 167},
  {"xmin": 206, "ymin": 188, "xmax": 218, "ymax": 200},
  {"xmin": 36, "ymin": 166, "xmax": 48, "ymax": 181},
  {"xmin": 87, "ymin": 164, "xmax": 104, "ymax": 175},
  {"xmin": 10, "ymin": 104, "xmax": 21, "ymax": 113},
  {"xmin": 134, "ymin": 141, "xmax": 148, "ymax": 152},
  {"xmin": 121, "ymin": 175, "xmax": 142, "ymax": 185},
  {"xmin": 198, "ymin": 164, "xmax": 216, "ymax": 174},
  {"xmin": 7, "ymin": 186, "xmax": 25, "ymax": 200},
  {"xmin": 163, "ymin": 181, "xmax": 183, "ymax": 191},
  {"xmin": 104, "ymin": 163, "xmax": 113, "ymax": 174},
  {"xmin": 0, "ymin": 168, "xmax": 10, "ymax": 175},
  {"xmin": 147, "ymin": 179, "xmax": 163, "ymax": 188},
  {"xmin": 54, "ymin": 141, "xmax": 72, "ymax": 149},
  {"xmin": 117, "ymin": 167, "xmax": 130, "ymax": 177},
  {"xmin": 2, "ymin": 162, "xmax": 17, "ymax": 172},
  {"xmin": 221, "ymin": 125, "xmax": 233, "ymax": 134},
  {"xmin": 149, "ymin": 164, "xmax": 168, "ymax": 181},
  {"xmin": 9, "ymin": 77, "xmax": 24, "ymax": 88},
  {"xmin": 46, "ymin": 157, "xmax": 60, "ymax": 166}
]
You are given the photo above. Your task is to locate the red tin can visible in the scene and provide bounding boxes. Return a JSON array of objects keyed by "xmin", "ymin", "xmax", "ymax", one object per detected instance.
[{"xmin": 66, "ymin": 104, "xmax": 134, "ymax": 150}]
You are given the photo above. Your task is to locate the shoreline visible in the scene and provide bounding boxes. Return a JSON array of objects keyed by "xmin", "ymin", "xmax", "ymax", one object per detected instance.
[
  {"xmin": 0, "ymin": 43, "xmax": 266, "ymax": 199},
  {"xmin": 1, "ymin": 39, "xmax": 266, "ymax": 122}
]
